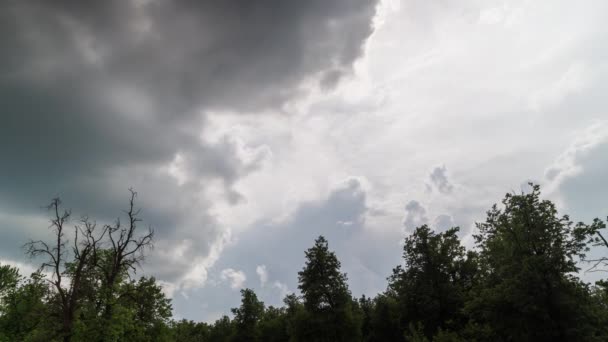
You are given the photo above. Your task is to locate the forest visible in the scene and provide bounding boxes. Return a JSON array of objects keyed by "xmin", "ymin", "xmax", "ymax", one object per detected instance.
[{"xmin": 1, "ymin": 184, "xmax": 608, "ymax": 342}]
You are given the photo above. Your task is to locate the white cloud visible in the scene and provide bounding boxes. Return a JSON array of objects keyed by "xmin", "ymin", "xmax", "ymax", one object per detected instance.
[
  {"xmin": 544, "ymin": 121, "xmax": 608, "ymax": 193},
  {"xmin": 220, "ymin": 268, "xmax": 247, "ymax": 290},
  {"xmin": 184, "ymin": 1, "xmax": 608, "ymax": 317},
  {"xmin": 256, "ymin": 265, "xmax": 268, "ymax": 287},
  {"xmin": 0, "ymin": 258, "xmax": 40, "ymax": 279},
  {"xmin": 272, "ymin": 281, "xmax": 291, "ymax": 299},
  {"xmin": 529, "ymin": 62, "xmax": 589, "ymax": 112}
]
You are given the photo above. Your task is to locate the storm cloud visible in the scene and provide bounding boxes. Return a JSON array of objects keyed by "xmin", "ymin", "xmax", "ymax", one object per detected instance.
[
  {"xmin": 0, "ymin": 0, "xmax": 379, "ymax": 284},
  {"xmin": 2, "ymin": 0, "xmax": 608, "ymax": 322}
]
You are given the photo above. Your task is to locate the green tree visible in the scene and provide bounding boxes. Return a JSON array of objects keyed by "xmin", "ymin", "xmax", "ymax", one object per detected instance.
[
  {"xmin": 94, "ymin": 190, "xmax": 154, "ymax": 341},
  {"xmin": 23, "ymin": 199, "xmax": 102, "ymax": 342},
  {"xmin": 299, "ymin": 236, "xmax": 350, "ymax": 312},
  {"xmin": 368, "ymin": 294, "xmax": 401, "ymax": 342},
  {"xmin": 388, "ymin": 225, "xmax": 477, "ymax": 339},
  {"xmin": 19, "ymin": 191, "xmax": 158, "ymax": 342},
  {"xmin": 258, "ymin": 305, "xmax": 289, "ymax": 342},
  {"xmin": 283, "ymin": 293, "xmax": 305, "ymax": 340},
  {"xmin": 171, "ymin": 319, "xmax": 210, "ymax": 341},
  {"xmin": 295, "ymin": 236, "xmax": 361, "ymax": 341},
  {"xmin": 358, "ymin": 295, "xmax": 374, "ymax": 341},
  {"xmin": 0, "ymin": 264, "xmax": 20, "ymax": 299},
  {"xmin": 0, "ymin": 263, "xmax": 22, "ymax": 335},
  {"xmin": 231, "ymin": 288, "xmax": 265, "ymax": 342},
  {"xmin": 71, "ymin": 275, "xmax": 173, "ymax": 341},
  {"xmin": 466, "ymin": 184, "xmax": 602, "ymax": 341},
  {"xmin": 208, "ymin": 315, "xmax": 234, "ymax": 342},
  {"xmin": 0, "ymin": 272, "xmax": 53, "ymax": 342},
  {"xmin": 119, "ymin": 277, "xmax": 173, "ymax": 341}
]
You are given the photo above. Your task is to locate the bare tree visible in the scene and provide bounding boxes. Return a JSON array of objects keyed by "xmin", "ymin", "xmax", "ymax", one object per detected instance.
[
  {"xmin": 25, "ymin": 199, "xmax": 106, "ymax": 342},
  {"xmin": 24, "ymin": 190, "xmax": 154, "ymax": 342},
  {"xmin": 95, "ymin": 189, "xmax": 154, "ymax": 331},
  {"xmin": 585, "ymin": 217, "xmax": 608, "ymax": 273}
]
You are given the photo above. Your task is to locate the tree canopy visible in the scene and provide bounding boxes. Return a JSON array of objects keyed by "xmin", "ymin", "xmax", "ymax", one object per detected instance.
[{"xmin": 1, "ymin": 184, "xmax": 607, "ymax": 341}]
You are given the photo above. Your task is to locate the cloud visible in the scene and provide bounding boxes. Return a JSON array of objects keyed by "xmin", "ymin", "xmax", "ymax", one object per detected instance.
[
  {"xmin": 529, "ymin": 62, "xmax": 589, "ymax": 112},
  {"xmin": 403, "ymin": 200, "xmax": 428, "ymax": 230},
  {"xmin": 428, "ymin": 165, "xmax": 454, "ymax": 194},
  {"xmin": 433, "ymin": 214, "xmax": 455, "ymax": 231},
  {"xmin": 272, "ymin": 281, "xmax": 291, "ymax": 299},
  {"xmin": 1, "ymin": 0, "xmax": 378, "ymax": 113},
  {"xmin": 0, "ymin": 258, "xmax": 42, "ymax": 279},
  {"xmin": 256, "ymin": 265, "xmax": 268, "ymax": 287},
  {"xmin": 544, "ymin": 121, "xmax": 608, "ymax": 188},
  {"xmin": 3, "ymin": 0, "xmax": 608, "ymax": 323},
  {"xmin": 543, "ymin": 121, "xmax": 608, "ymax": 220},
  {"xmin": 220, "ymin": 268, "xmax": 247, "ymax": 290},
  {"xmin": 0, "ymin": 0, "xmax": 379, "ymax": 289},
  {"xmin": 170, "ymin": 176, "xmax": 402, "ymax": 320}
]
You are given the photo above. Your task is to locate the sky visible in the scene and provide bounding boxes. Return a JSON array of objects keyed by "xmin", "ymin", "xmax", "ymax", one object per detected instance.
[{"xmin": 1, "ymin": 0, "xmax": 608, "ymax": 322}]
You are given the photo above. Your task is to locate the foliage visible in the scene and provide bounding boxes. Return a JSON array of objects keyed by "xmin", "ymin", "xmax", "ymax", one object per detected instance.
[
  {"xmin": 388, "ymin": 225, "xmax": 477, "ymax": 339},
  {"xmin": 0, "ymin": 272, "xmax": 51, "ymax": 342},
  {"xmin": 466, "ymin": 184, "xmax": 604, "ymax": 341},
  {"xmin": 231, "ymin": 288, "xmax": 265, "ymax": 342},
  {"xmin": 171, "ymin": 319, "xmax": 210, "ymax": 341},
  {"xmin": 294, "ymin": 236, "xmax": 362, "ymax": 341},
  {"xmin": 1, "ymin": 184, "xmax": 608, "ymax": 341}
]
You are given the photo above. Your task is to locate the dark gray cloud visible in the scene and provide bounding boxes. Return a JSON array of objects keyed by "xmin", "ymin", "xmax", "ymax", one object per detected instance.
[
  {"xmin": 428, "ymin": 165, "xmax": 453, "ymax": 194},
  {"xmin": 0, "ymin": 0, "xmax": 379, "ymax": 282},
  {"xmin": 2, "ymin": 0, "xmax": 377, "ymax": 113}
]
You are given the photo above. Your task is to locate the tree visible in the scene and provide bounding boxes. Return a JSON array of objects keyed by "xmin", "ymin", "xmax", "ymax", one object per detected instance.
[
  {"xmin": 283, "ymin": 293, "xmax": 305, "ymax": 340},
  {"xmin": 24, "ymin": 198, "xmax": 105, "ymax": 342},
  {"xmin": 0, "ymin": 272, "xmax": 52, "ymax": 342},
  {"xmin": 299, "ymin": 236, "xmax": 350, "ymax": 313},
  {"xmin": 22, "ymin": 190, "xmax": 155, "ymax": 342},
  {"xmin": 171, "ymin": 319, "xmax": 210, "ymax": 342},
  {"xmin": 296, "ymin": 236, "xmax": 361, "ymax": 341},
  {"xmin": 94, "ymin": 189, "xmax": 154, "ymax": 339},
  {"xmin": 0, "ymin": 264, "xmax": 20, "ymax": 299},
  {"xmin": 5, "ymin": 183, "xmax": 608, "ymax": 341},
  {"xmin": 258, "ymin": 305, "xmax": 289, "ymax": 342},
  {"xmin": 466, "ymin": 184, "xmax": 602, "ymax": 341},
  {"xmin": 582, "ymin": 217, "xmax": 608, "ymax": 272},
  {"xmin": 388, "ymin": 225, "xmax": 477, "ymax": 339},
  {"xmin": 0, "ymin": 264, "xmax": 21, "ymax": 324},
  {"xmin": 231, "ymin": 288, "xmax": 265, "ymax": 342},
  {"xmin": 106, "ymin": 276, "xmax": 173, "ymax": 341},
  {"xmin": 368, "ymin": 294, "xmax": 401, "ymax": 342},
  {"xmin": 358, "ymin": 295, "xmax": 374, "ymax": 341},
  {"xmin": 207, "ymin": 315, "xmax": 234, "ymax": 342}
]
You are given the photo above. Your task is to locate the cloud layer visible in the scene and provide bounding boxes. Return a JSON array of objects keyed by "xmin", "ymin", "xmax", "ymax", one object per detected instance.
[
  {"xmin": 2, "ymin": 0, "xmax": 608, "ymax": 322},
  {"xmin": 0, "ymin": 0, "xmax": 379, "ymax": 288}
]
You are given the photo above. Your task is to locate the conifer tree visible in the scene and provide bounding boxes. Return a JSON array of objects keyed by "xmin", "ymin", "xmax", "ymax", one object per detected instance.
[{"xmin": 296, "ymin": 236, "xmax": 361, "ymax": 341}]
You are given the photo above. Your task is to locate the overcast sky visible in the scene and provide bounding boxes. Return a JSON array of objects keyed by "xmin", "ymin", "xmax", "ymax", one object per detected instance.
[{"xmin": 1, "ymin": 0, "xmax": 607, "ymax": 322}]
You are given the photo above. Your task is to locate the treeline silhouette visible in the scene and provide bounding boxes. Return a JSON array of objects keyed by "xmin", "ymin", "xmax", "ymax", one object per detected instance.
[{"xmin": 1, "ymin": 185, "xmax": 608, "ymax": 341}]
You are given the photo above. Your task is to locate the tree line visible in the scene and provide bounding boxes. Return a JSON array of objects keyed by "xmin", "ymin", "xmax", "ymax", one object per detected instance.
[{"xmin": 1, "ymin": 185, "xmax": 608, "ymax": 341}]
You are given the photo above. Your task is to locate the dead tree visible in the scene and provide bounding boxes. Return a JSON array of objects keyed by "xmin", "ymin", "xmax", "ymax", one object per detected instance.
[
  {"xmin": 24, "ymin": 190, "xmax": 153, "ymax": 341},
  {"xmin": 24, "ymin": 199, "xmax": 106, "ymax": 342},
  {"xmin": 585, "ymin": 217, "xmax": 608, "ymax": 273},
  {"xmin": 95, "ymin": 189, "xmax": 154, "ymax": 329}
]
